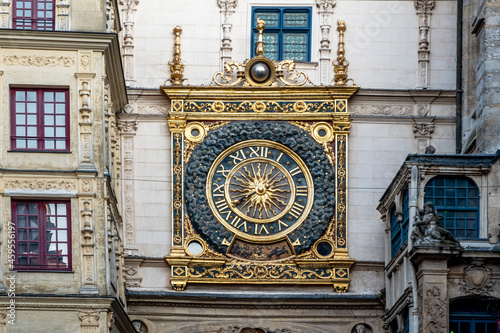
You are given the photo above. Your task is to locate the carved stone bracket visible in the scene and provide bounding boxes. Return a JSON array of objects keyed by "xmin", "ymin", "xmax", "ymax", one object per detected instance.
[
  {"xmin": 218, "ymin": 0, "xmax": 238, "ymax": 68},
  {"xmin": 119, "ymin": 0, "xmax": 140, "ymax": 86},
  {"xmin": 123, "ymin": 257, "xmax": 144, "ymax": 288},
  {"xmin": 413, "ymin": 119, "xmax": 435, "ymax": 153},
  {"xmin": 415, "ymin": 0, "xmax": 435, "ymax": 87},
  {"xmin": 316, "ymin": 0, "xmax": 336, "ymax": 84},
  {"xmin": 79, "ymin": 311, "xmax": 100, "ymax": 333},
  {"xmin": 118, "ymin": 120, "xmax": 138, "ymax": 251}
]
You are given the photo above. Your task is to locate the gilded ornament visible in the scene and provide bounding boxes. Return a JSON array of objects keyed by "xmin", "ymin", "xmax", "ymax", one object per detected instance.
[
  {"xmin": 184, "ymin": 122, "xmax": 207, "ymax": 143},
  {"xmin": 252, "ymin": 101, "xmax": 266, "ymax": 113},
  {"xmin": 166, "ymin": 26, "xmax": 189, "ymax": 86},
  {"xmin": 332, "ymin": 20, "xmax": 355, "ymax": 86},
  {"xmin": 293, "ymin": 101, "xmax": 307, "ymax": 113}
]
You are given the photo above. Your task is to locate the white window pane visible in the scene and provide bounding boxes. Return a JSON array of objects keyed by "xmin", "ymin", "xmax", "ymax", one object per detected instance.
[
  {"xmin": 16, "ymin": 139, "xmax": 26, "ymax": 148},
  {"xmin": 47, "ymin": 3, "xmax": 53, "ymax": 10},
  {"xmin": 16, "ymin": 103, "xmax": 25, "ymax": 113},
  {"xmin": 57, "ymin": 230, "xmax": 67, "ymax": 242},
  {"xmin": 55, "ymin": 104, "xmax": 65, "ymax": 114},
  {"xmin": 44, "ymin": 103, "xmax": 54, "ymax": 114},
  {"xmin": 38, "ymin": 3, "xmax": 44, "ymax": 9},
  {"xmin": 44, "ymin": 140, "xmax": 54, "ymax": 150},
  {"xmin": 57, "ymin": 204, "xmax": 67, "ymax": 215},
  {"xmin": 56, "ymin": 115, "xmax": 65, "ymax": 125},
  {"xmin": 47, "ymin": 203, "xmax": 56, "ymax": 214},
  {"xmin": 55, "ymin": 92, "xmax": 65, "ymax": 102},
  {"xmin": 27, "ymin": 127, "xmax": 37, "ymax": 137},
  {"xmin": 55, "ymin": 140, "xmax": 66, "ymax": 150},
  {"xmin": 27, "ymin": 139, "xmax": 37, "ymax": 149},
  {"xmin": 25, "ymin": 9, "xmax": 31, "ymax": 16},
  {"xmin": 27, "ymin": 103, "xmax": 36, "ymax": 113},
  {"xmin": 15, "ymin": 91, "xmax": 25, "ymax": 101},
  {"xmin": 45, "ymin": 127, "xmax": 54, "ymax": 137},
  {"xmin": 55, "ymin": 127, "xmax": 65, "ymax": 137},
  {"xmin": 16, "ymin": 10, "xmax": 23, "ymax": 16},
  {"xmin": 16, "ymin": 115, "xmax": 25, "ymax": 125},
  {"xmin": 58, "ymin": 243, "xmax": 68, "ymax": 255},
  {"xmin": 44, "ymin": 92, "xmax": 54, "ymax": 102},
  {"xmin": 44, "ymin": 115, "xmax": 54, "ymax": 125},
  {"xmin": 57, "ymin": 216, "xmax": 67, "ymax": 228},
  {"xmin": 27, "ymin": 114, "xmax": 37, "ymax": 125},
  {"xmin": 46, "ymin": 12, "xmax": 53, "ymax": 18},
  {"xmin": 16, "ymin": 127, "xmax": 26, "ymax": 136},
  {"xmin": 25, "ymin": 2, "xmax": 31, "ymax": 9},
  {"xmin": 27, "ymin": 91, "xmax": 36, "ymax": 101}
]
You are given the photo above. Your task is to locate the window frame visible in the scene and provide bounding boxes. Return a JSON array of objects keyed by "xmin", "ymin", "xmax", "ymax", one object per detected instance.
[
  {"xmin": 12, "ymin": 200, "xmax": 72, "ymax": 271},
  {"xmin": 10, "ymin": 87, "xmax": 70, "ymax": 152},
  {"xmin": 390, "ymin": 190, "xmax": 409, "ymax": 258},
  {"xmin": 12, "ymin": 0, "xmax": 56, "ymax": 30},
  {"xmin": 424, "ymin": 176, "xmax": 480, "ymax": 239},
  {"xmin": 251, "ymin": 7, "xmax": 312, "ymax": 62}
]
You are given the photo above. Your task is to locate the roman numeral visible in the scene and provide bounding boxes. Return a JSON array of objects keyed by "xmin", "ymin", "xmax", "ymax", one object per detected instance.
[
  {"xmin": 289, "ymin": 202, "xmax": 305, "ymax": 218},
  {"xmin": 249, "ymin": 146, "xmax": 269, "ymax": 158},
  {"xmin": 229, "ymin": 149, "xmax": 246, "ymax": 163},
  {"xmin": 276, "ymin": 152, "xmax": 283, "ymax": 162},
  {"xmin": 289, "ymin": 166, "xmax": 301, "ymax": 177},
  {"xmin": 254, "ymin": 224, "xmax": 270, "ymax": 235},
  {"xmin": 215, "ymin": 200, "xmax": 229, "ymax": 211},
  {"xmin": 212, "ymin": 182, "xmax": 225, "ymax": 197},
  {"xmin": 216, "ymin": 164, "xmax": 231, "ymax": 177},
  {"xmin": 278, "ymin": 220, "xmax": 289, "ymax": 231},
  {"xmin": 230, "ymin": 217, "xmax": 247, "ymax": 232},
  {"xmin": 296, "ymin": 186, "xmax": 308, "ymax": 196}
]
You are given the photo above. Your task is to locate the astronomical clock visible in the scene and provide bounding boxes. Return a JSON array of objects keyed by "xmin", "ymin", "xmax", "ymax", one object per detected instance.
[{"xmin": 163, "ymin": 20, "xmax": 358, "ymax": 292}]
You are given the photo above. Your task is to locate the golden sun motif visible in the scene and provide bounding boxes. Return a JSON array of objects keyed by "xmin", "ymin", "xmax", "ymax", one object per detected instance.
[{"xmin": 229, "ymin": 162, "xmax": 291, "ymax": 219}]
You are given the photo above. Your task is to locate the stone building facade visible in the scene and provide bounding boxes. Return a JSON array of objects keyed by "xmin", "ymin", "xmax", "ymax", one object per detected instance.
[{"xmin": 0, "ymin": 0, "xmax": 498, "ymax": 332}]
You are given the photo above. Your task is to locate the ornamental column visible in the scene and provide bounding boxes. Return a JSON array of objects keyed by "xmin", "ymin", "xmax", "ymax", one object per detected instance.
[{"xmin": 316, "ymin": 0, "xmax": 336, "ymax": 84}]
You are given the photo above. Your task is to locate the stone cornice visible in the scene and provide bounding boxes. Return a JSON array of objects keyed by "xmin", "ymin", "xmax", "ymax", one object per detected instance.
[{"xmin": 0, "ymin": 29, "xmax": 128, "ymax": 110}]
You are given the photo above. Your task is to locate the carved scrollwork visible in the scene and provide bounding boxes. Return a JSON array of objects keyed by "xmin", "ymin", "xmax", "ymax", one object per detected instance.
[
  {"xmin": 459, "ymin": 258, "xmax": 496, "ymax": 295},
  {"xmin": 212, "ymin": 61, "xmax": 245, "ymax": 86},
  {"xmin": 276, "ymin": 60, "xmax": 310, "ymax": 86}
]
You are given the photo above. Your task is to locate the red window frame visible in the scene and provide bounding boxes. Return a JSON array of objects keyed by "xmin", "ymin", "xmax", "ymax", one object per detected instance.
[
  {"xmin": 12, "ymin": 200, "xmax": 72, "ymax": 271},
  {"xmin": 11, "ymin": 88, "xmax": 70, "ymax": 152},
  {"xmin": 13, "ymin": 0, "xmax": 55, "ymax": 30}
]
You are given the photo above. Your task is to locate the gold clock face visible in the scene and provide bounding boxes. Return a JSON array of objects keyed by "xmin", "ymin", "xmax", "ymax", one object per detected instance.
[{"xmin": 207, "ymin": 140, "xmax": 314, "ymax": 243}]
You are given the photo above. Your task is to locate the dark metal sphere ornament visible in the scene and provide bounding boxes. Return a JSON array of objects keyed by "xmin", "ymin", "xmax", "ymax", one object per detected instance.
[
  {"xmin": 244, "ymin": 57, "xmax": 276, "ymax": 86},
  {"xmin": 250, "ymin": 62, "xmax": 270, "ymax": 83}
]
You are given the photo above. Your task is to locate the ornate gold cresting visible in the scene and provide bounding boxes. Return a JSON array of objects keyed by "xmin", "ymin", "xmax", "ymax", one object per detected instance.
[
  {"xmin": 212, "ymin": 19, "xmax": 310, "ymax": 86},
  {"xmin": 166, "ymin": 26, "xmax": 189, "ymax": 86},
  {"xmin": 332, "ymin": 20, "xmax": 355, "ymax": 86}
]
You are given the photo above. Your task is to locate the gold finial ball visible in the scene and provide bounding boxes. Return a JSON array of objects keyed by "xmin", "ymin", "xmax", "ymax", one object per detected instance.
[
  {"xmin": 173, "ymin": 25, "xmax": 182, "ymax": 33},
  {"xmin": 256, "ymin": 18, "xmax": 266, "ymax": 32}
]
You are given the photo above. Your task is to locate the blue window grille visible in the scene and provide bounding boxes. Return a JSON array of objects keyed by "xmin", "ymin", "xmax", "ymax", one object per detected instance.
[
  {"xmin": 390, "ymin": 190, "xmax": 409, "ymax": 258},
  {"xmin": 450, "ymin": 298, "xmax": 500, "ymax": 333},
  {"xmin": 424, "ymin": 176, "xmax": 479, "ymax": 239},
  {"xmin": 251, "ymin": 7, "xmax": 311, "ymax": 62}
]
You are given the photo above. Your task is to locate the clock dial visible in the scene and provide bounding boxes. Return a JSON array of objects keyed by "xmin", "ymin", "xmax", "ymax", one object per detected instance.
[{"xmin": 207, "ymin": 140, "xmax": 313, "ymax": 243}]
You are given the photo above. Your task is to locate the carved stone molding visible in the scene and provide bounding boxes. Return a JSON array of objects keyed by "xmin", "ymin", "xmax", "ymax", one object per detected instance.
[
  {"xmin": 119, "ymin": 0, "xmax": 140, "ymax": 85},
  {"xmin": 316, "ymin": 0, "xmax": 336, "ymax": 84},
  {"xmin": 218, "ymin": 0, "xmax": 238, "ymax": 68},
  {"xmin": 80, "ymin": 200, "xmax": 97, "ymax": 292},
  {"xmin": 349, "ymin": 104, "xmax": 414, "ymax": 116},
  {"xmin": 118, "ymin": 120, "xmax": 138, "ymax": 135},
  {"xmin": 352, "ymin": 323, "xmax": 372, "ymax": 333},
  {"xmin": 413, "ymin": 121, "xmax": 434, "ymax": 136},
  {"xmin": 414, "ymin": 0, "xmax": 435, "ymax": 87},
  {"xmin": 459, "ymin": 258, "xmax": 496, "ymax": 295},
  {"xmin": 106, "ymin": 0, "xmax": 117, "ymax": 33},
  {"xmin": 137, "ymin": 104, "xmax": 168, "ymax": 115},
  {"xmin": 3, "ymin": 179, "xmax": 77, "ymax": 191},
  {"xmin": 79, "ymin": 311, "xmax": 100, "ymax": 333},
  {"xmin": 75, "ymin": 73, "xmax": 96, "ymax": 168},
  {"xmin": 422, "ymin": 285, "xmax": 446, "ymax": 333},
  {"xmin": 3, "ymin": 55, "xmax": 75, "ymax": 67}
]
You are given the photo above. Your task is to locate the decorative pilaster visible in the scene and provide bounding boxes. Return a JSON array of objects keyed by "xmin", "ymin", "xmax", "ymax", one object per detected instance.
[
  {"xmin": 105, "ymin": 0, "xmax": 117, "ymax": 33},
  {"xmin": 413, "ymin": 119, "xmax": 435, "ymax": 153},
  {"xmin": 0, "ymin": 310, "xmax": 6, "ymax": 333},
  {"xmin": 316, "ymin": 0, "xmax": 336, "ymax": 84},
  {"xmin": 119, "ymin": 0, "xmax": 140, "ymax": 86},
  {"xmin": 79, "ymin": 311, "xmax": 100, "ymax": 333},
  {"xmin": 56, "ymin": 0, "xmax": 70, "ymax": 31},
  {"xmin": 76, "ymin": 58, "xmax": 96, "ymax": 169},
  {"xmin": 415, "ymin": 0, "xmax": 435, "ymax": 88},
  {"xmin": 0, "ymin": 1, "xmax": 10, "ymax": 28},
  {"xmin": 218, "ymin": 0, "xmax": 238, "ymax": 68},
  {"xmin": 118, "ymin": 120, "xmax": 138, "ymax": 252},
  {"xmin": 80, "ymin": 200, "xmax": 98, "ymax": 293}
]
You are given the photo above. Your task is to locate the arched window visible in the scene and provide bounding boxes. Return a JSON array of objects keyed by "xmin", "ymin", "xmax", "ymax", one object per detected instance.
[{"xmin": 424, "ymin": 176, "xmax": 479, "ymax": 238}]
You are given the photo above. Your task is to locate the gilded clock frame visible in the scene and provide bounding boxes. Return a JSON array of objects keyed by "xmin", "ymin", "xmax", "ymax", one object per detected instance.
[{"xmin": 163, "ymin": 85, "xmax": 357, "ymax": 292}]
